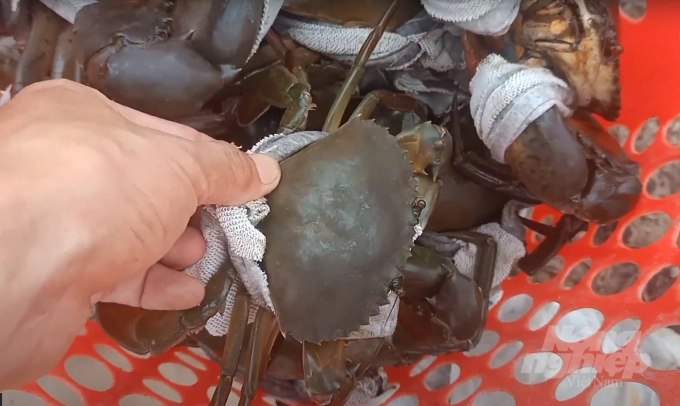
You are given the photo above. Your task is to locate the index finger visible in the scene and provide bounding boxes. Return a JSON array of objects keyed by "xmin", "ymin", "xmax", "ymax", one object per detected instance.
[
  {"xmin": 17, "ymin": 79, "xmax": 215, "ymax": 141},
  {"xmin": 108, "ymin": 100, "xmax": 215, "ymax": 142}
]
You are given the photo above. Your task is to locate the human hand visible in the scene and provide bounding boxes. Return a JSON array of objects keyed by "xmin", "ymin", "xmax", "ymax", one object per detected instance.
[{"xmin": 0, "ymin": 79, "xmax": 280, "ymax": 389}]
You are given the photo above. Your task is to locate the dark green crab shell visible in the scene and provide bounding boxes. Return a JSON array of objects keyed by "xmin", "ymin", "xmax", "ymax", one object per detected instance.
[{"xmin": 258, "ymin": 118, "xmax": 418, "ymax": 344}]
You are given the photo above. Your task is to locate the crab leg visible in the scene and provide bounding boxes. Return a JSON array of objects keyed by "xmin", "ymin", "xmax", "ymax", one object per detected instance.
[
  {"xmin": 440, "ymin": 230, "xmax": 497, "ymax": 349},
  {"xmin": 237, "ymin": 32, "xmax": 315, "ymax": 134},
  {"xmin": 517, "ymin": 214, "xmax": 588, "ymax": 275},
  {"xmin": 322, "ymin": 0, "xmax": 401, "ymax": 132},
  {"xmin": 302, "ymin": 340, "xmax": 356, "ymax": 405},
  {"xmin": 335, "ymin": 340, "xmax": 390, "ymax": 406},
  {"xmin": 254, "ymin": 64, "xmax": 313, "ymax": 133},
  {"xmin": 210, "ymin": 289, "xmax": 251, "ymax": 406},
  {"xmin": 12, "ymin": 1, "xmax": 66, "ymax": 94},
  {"xmin": 236, "ymin": 308, "xmax": 279, "ymax": 406},
  {"xmin": 51, "ymin": 25, "xmax": 80, "ymax": 81},
  {"xmin": 264, "ymin": 30, "xmax": 290, "ymax": 61},
  {"xmin": 97, "ymin": 260, "xmax": 235, "ymax": 356},
  {"xmin": 460, "ymin": 30, "xmax": 489, "ymax": 78},
  {"xmin": 349, "ymin": 89, "xmax": 429, "ymax": 122}
]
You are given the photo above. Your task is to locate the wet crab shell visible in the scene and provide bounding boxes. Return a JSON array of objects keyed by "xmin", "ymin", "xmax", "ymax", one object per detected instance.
[
  {"xmin": 258, "ymin": 118, "xmax": 418, "ymax": 344},
  {"xmin": 73, "ymin": 0, "xmax": 223, "ymax": 119}
]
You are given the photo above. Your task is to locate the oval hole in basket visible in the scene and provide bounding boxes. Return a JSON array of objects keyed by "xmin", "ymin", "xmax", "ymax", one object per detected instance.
[
  {"xmin": 410, "ymin": 355, "xmax": 436, "ymax": 377},
  {"xmin": 621, "ymin": 0, "xmax": 647, "ymax": 20},
  {"xmin": 555, "ymin": 308, "xmax": 604, "ymax": 343},
  {"xmin": 37, "ymin": 375, "xmax": 83, "ymax": 406},
  {"xmin": 448, "ymin": 377, "xmax": 482, "ymax": 405},
  {"xmin": 262, "ymin": 396, "xmax": 279, "ymax": 405},
  {"xmin": 570, "ymin": 229, "xmax": 587, "ymax": 242},
  {"xmin": 590, "ymin": 381, "xmax": 659, "ymax": 406},
  {"xmin": 158, "ymin": 362, "xmax": 198, "ymax": 386},
  {"xmin": 639, "ymin": 325, "xmax": 680, "ymax": 370},
  {"xmin": 592, "ymin": 262, "xmax": 640, "ymax": 296},
  {"xmin": 642, "ymin": 265, "xmax": 679, "ymax": 302},
  {"xmin": 498, "ymin": 294, "xmax": 533, "ymax": 322},
  {"xmin": 554, "ymin": 367, "xmax": 598, "ymax": 401},
  {"xmin": 488, "ymin": 288, "xmax": 503, "ymax": 310},
  {"xmin": 622, "ymin": 211, "xmax": 671, "ymax": 248},
  {"xmin": 563, "ymin": 259, "xmax": 592, "ymax": 288},
  {"xmin": 464, "ymin": 331, "xmax": 499, "ymax": 356},
  {"xmin": 529, "ymin": 256, "xmax": 565, "ymax": 284},
  {"xmin": 609, "ymin": 124, "xmax": 629, "ymax": 146},
  {"xmin": 490, "ymin": 341, "xmax": 523, "ymax": 369},
  {"xmin": 143, "ymin": 379, "xmax": 182, "ymax": 403},
  {"xmin": 647, "ymin": 160, "xmax": 680, "ymax": 198},
  {"xmin": 388, "ymin": 395, "xmax": 418, "ymax": 406},
  {"xmin": 531, "ymin": 215, "xmax": 554, "ymax": 243},
  {"xmin": 2, "ymin": 390, "xmax": 47, "ymax": 406},
  {"xmin": 119, "ymin": 394, "xmax": 165, "ymax": 406},
  {"xmin": 529, "ymin": 302, "xmax": 561, "ymax": 331},
  {"xmin": 425, "ymin": 363, "xmax": 460, "ymax": 391},
  {"xmin": 94, "ymin": 344, "xmax": 133, "ymax": 372},
  {"xmin": 186, "ymin": 346, "xmax": 211, "ymax": 360},
  {"xmin": 64, "ymin": 355, "xmax": 114, "ymax": 391},
  {"xmin": 472, "ymin": 391, "xmax": 515, "ymax": 406},
  {"xmin": 206, "ymin": 386, "xmax": 217, "ymax": 401},
  {"xmin": 514, "ymin": 352, "xmax": 563, "ymax": 384},
  {"xmin": 175, "ymin": 351, "xmax": 206, "ymax": 370},
  {"xmin": 120, "ymin": 347, "xmax": 151, "ymax": 359},
  {"xmin": 601, "ymin": 318, "xmax": 642, "ymax": 354},
  {"xmin": 667, "ymin": 115, "xmax": 680, "ymax": 146},
  {"xmin": 633, "ymin": 117, "xmax": 659, "ymax": 153},
  {"xmin": 593, "ymin": 222, "xmax": 618, "ymax": 246}
]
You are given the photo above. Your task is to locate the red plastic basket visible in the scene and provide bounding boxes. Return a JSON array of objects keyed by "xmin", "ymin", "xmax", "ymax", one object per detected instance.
[{"xmin": 7, "ymin": 2, "xmax": 680, "ymax": 405}]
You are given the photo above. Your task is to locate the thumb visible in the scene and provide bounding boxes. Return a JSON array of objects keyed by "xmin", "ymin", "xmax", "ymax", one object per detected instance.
[{"xmin": 164, "ymin": 135, "xmax": 281, "ymax": 206}]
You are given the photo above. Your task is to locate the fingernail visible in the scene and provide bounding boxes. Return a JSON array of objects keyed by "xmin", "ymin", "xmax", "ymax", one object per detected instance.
[{"xmin": 251, "ymin": 153, "xmax": 281, "ymax": 185}]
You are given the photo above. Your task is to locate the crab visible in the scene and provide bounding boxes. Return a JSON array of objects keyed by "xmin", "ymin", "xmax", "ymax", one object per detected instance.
[
  {"xmin": 67, "ymin": 0, "xmax": 266, "ymax": 120},
  {"xmin": 96, "ymin": 1, "xmax": 498, "ymax": 405},
  {"xmin": 440, "ymin": 0, "xmax": 641, "ymax": 274},
  {"xmin": 223, "ymin": 30, "xmax": 319, "ymax": 135}
]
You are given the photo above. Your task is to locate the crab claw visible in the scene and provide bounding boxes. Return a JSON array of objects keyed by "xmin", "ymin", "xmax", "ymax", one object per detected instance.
[
  {"xmin": 566, "ymin": 110, "xmax": 643, "ymax": 224},
  {"xmin": 576, "ymin": 159, "xmax": 641, "ymax": 224},
  {"xmin": 425, "ymin": 270, "xmax": 484, "ymax": 343}
]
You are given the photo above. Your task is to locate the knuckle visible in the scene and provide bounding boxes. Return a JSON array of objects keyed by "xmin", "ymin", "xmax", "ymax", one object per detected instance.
[
  {"xmin": 23, "ymin": 78, "xmax": 79, "ymax": 94},
  {"xmin": 20, "ymin": 79, "xmax": 106, "ymax": 107}
]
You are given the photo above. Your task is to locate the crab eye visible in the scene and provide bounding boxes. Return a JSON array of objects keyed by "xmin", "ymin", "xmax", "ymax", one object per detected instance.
[{"xmin": 389, "ymin": 277, "xmax": 404, "ymax": 296}]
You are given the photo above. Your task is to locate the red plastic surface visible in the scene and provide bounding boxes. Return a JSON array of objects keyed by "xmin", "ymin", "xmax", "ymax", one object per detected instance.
[{"xmin": 9, "ymin": 3, "xmax": 680, "ymax": 405}]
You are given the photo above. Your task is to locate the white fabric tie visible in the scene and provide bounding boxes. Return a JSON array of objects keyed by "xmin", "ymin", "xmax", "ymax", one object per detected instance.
[
  {"xmin": 469, "ymin": 54, "xmax": 575, "ymax": 163},
  {"xmin": 274, "ymin": 12, "xmax": 465, "ymax": 72},
  {"xmin": 420, "ymin": 0, "xmax": 521, "ymax": 36}
]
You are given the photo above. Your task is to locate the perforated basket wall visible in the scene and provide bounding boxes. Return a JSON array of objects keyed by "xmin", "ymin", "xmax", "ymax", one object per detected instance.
[{"xmin": 7, "ymin": 2, "xmax": 680, "ymax": 406}]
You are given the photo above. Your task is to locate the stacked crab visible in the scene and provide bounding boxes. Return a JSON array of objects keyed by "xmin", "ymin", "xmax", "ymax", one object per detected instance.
[{"xmin": 0, "ymin": 0, "xmax": 642, "ymax": 405}]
